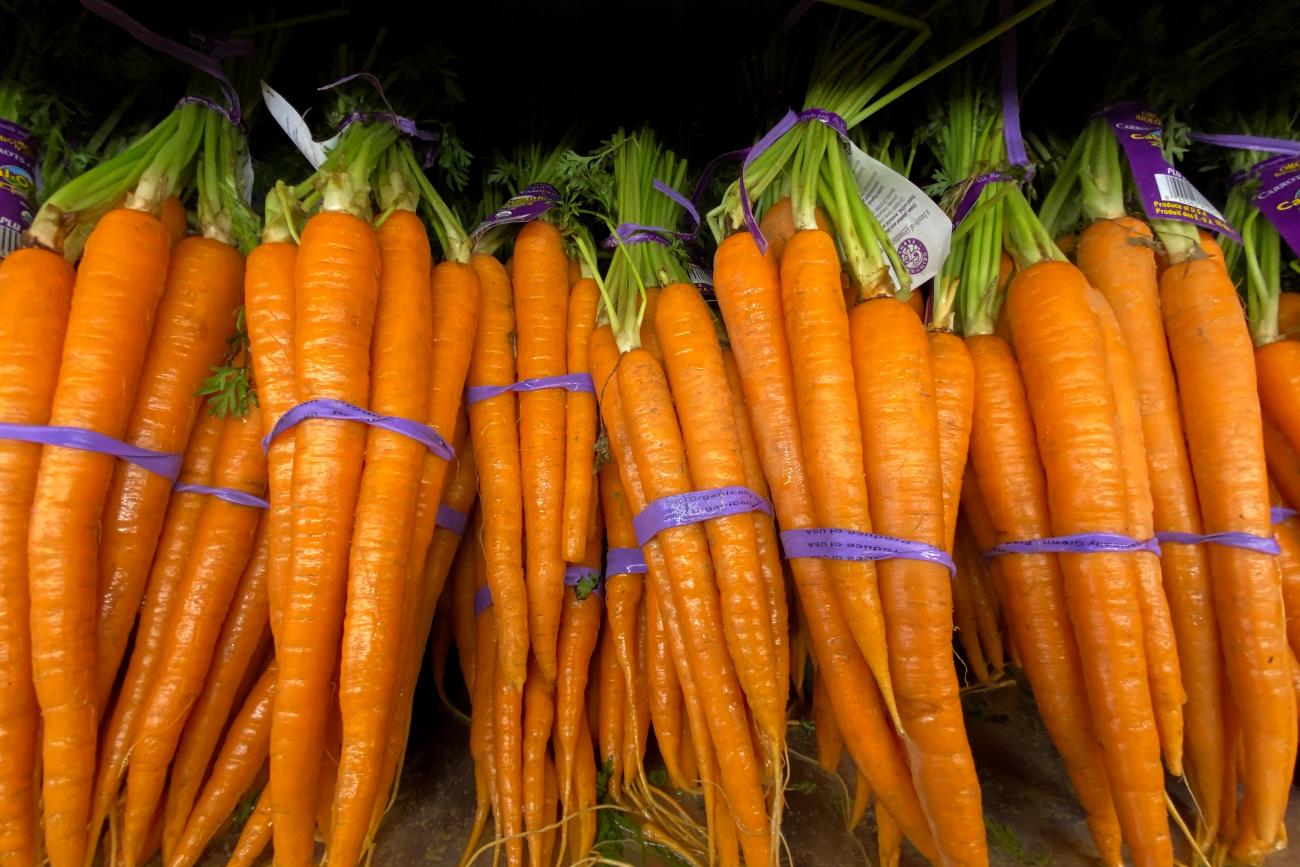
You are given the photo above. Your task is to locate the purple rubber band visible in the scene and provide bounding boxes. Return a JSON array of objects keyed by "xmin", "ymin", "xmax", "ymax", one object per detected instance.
[
  {"xmin": 1189, "ymin": 133, "xmax": 1300, "ymax": 157},
  {"xmin": 998, "ymin": 0, "xmax": 1032, "ymax": 172},
  {"xmin": 470, "ymin": 183, "xmax": 560, "ymax": 243},
  {"xmin": 1154, "ymin": 529, "xmax": 1281, "ymax": 556},
  {"xmin": 173, "ymin": 482, "xmax": 269, "ymax": 510},
  {"xmin": 261, "ymin": 398, "xmax": 454, "ymax": 460},
  {"xmin": 0, "ymin": 422, "xmax": 182, "ymax": 480},
  {"xmin": 740, "ymin": 108, "xmax": 850, "ymax": 253},
  {"xmin": 690, "ymin": 147, "xmax": 748, "ymax": 208},
  {"xmin": 322, "ymin": 73, "xmax": 439, "ymax": 166},
  {"xmin": 81, "ymin": 0, "xmax": 241, "ymax": 125},
  {"xmin": 466, "ymin": 373, "xmax": 596, "ymax": 405},
  {"xmin": 602, "ymin": 178, "xmax": 701, "ymax": 249},
  {"xmin": 952, "ymin": 171, "xmax": 1016, "ymax": 224},
  {"xmin": 564, "ymin": 565, "xmax": 604, "ymax": 597},
  {"xmin": 780, "ymin": 528, "xmax": 956, "ymax": 577},
  {"xmin": 633, "ymin": 486, "xmax": 773, "ymax": 547},
  {"xmin": 175, "ymin": 94, "xmax": 240, "ymax": 127},
  {"xmin": 605, "ymin": 547, "xmax": 648, "ymax": 579},
  {"xmin": 983, "ymin": 532, "xmax": 1162, "ymax": 559},
  {"xmin": 436, "ymin": 504, "xmax": 468, "ymax": 536},
  {"xmin": 474, "ymin": 585, "xmax": 493, "ymax": 617},
  {"xmin": 1273, "ymin": 507, "xmax": 1298, "ymax": 523}
]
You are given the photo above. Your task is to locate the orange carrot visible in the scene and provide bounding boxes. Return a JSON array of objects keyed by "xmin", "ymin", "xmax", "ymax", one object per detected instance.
[
  {"xmin": 598, "ymin": 621, "xmax": 626, "ymax": 790},
  {"xmin": 599, "ymin": 464, "xmax": 647, "ymax": 781},
  {"xmin": 0, "ymin": 248, "xmax": 73, "ymax": 867},
  {"xmin": 812, "ymin": 673, "xmax": 844, "ymax": 774},
  {"xmin": 561, "ymin": 276, "xmax": 601, "ymax": 562},
  {"xmin": 160, "ymin": 195, "xmax": 188, "ymax": 243},
  {"xmin": 521, "ymin": 662, "xmax": 555, "ymax": 867},
  {"xmin": 514, "ymin": 220, "xmax": 570, "ymax": 681},
  {"xmin": 329, "ymin": 208, "xmax": 434, "ymax": 867},
  {"xmin": 123, "ymin": 406, "xmax": 267, "ymax": 864},
  {"xmin": 226, "ymin": 789, "xmax": 273, "ymax": 867},
  {"xmin": 272, "ymin": 210, "xmax": 381, "ymax": 867},
  {"xmin": 96, "ymin": 236, "xmax": 244, "ymax": 704},
  {"xmin": 467, "ymin": 252, "xmax": 527, "ymax": 689},
  {"xmin": 1263, "ymin": 414, "xmax": 1300, "ymax": 510},
  {"xmin": 28, "ymin": 207, "xmax": 171, "ymax": 867}
]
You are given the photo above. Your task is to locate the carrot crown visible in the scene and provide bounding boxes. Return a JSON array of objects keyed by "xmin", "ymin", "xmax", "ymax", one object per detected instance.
[
  {"xmin": 195, "ymin": 108, "xmax": 260, "ymax": 253},
  {"xmin": 1003, "ymin": 183, "xmax": 1065, "ymax": 271}
]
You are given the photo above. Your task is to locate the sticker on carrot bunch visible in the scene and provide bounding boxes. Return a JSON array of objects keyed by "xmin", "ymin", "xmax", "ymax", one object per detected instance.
[
  {"xmin": 1103, "ymin": 102, "xmax": 1241, "ymax": 242},
  {"xmin": 845, "ymin": 140, "xmax": 950, "ymax": 289},
  {"xmin": 1238, "ymin": 154, "xmax": 1300, "ymax": 257},
  {"xmin": 0, "ymin": 119, "xmax": 38, "ymax": 257}
]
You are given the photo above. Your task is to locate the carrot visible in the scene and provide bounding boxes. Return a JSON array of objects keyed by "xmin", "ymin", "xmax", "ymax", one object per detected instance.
[
  {"xmin": 0, "ymin": 248, "xmax": 73, "ymax": 867},
  {"xmin": 1007, "ymin": 259, "xmax": 1171, "ymax": 866},
  {"xmin": 272, "ymin": 210, "xmax": 382, "ymax": 867},
  {"xmin": 1263, "ymin": 414, "xmax": 1300, "ymax": 510},
  {"xmin": 622, "ymin": 605, "xmax": 650, "ymax": 785},
  {"xmin": 848, "ymin": 770, "xmax": 870, "ymax": 830},
  {"xmin": 85, "ymin": 411, "xmax": 225, "ymax": 855},
  {"xmin": 495, "ymin": 638, "xmax": 525, "ymax": 867},
  {"xmin": 965, "ymin": 333, "xmax": 1125, "ymax": 863},
  {"xmin": 721, "ymin": 347, "xmax": 790, "ymax": 736},
  {"xmin": 599, "ymin": 464, "xmax": 648, "ymax": 781},
  {"xmin": 429, "ymin": 593, "xmax": 455, "ymax": 714},
  {"xmin": 639, "ymin": 286, "xmax": 664, "ymax": 363},
  {"xmin": 712, "ymin": 231, "xmax": 936, "ymax": 859},
  {"xmin": 1256, "ymin": 338, "xmax": 1300, "ymax": 460},
  {"xmin": 467, "ymin": 252, "xmax": 528, "ymax": 689},
  {"xmin": 777, "ymin": 229, "xmax": 896, "ymax": 722},
  {"xmin": 850, "ymin": 295, "xmax": 986, "ymax": 864},
  {"xmin": 553, "ymin": 539, "xmax": 602, "ymax": 816},
  {"xmin": 1079, "ymin": 216, "xmax": 1222, "ymax": 814},
  {"xmin": 160, "ymin": 195, "xmax": 189, "ymax": 243},
  {"xmin": 617, "ymin": 348, "xmax": 771, "ymax": 866},
  {"xmin": 951, "ymin": 525, "xmax": 990, "ymax": 685},
  {"xmin": 170, "ymin": 662, "xmax": 276, "ymax": 867},
  {"xmin": 757, "ymin": 196, "xmax": 830, "ymax": 264},
  {"xmin": 96, "ymin": 236, "xmax": 244, "ymax": 704},
  {"xmin": 226, "ymin": 789, "xmax": 273, "ymax": 867},
  {"xmin": 244, "ymin": 239, "xmax": 298, "ymax": 642},
  {"xmin": 1089, "ymin": 290, "xmax": 1187, "ymax": 774},
  {"xmin": 561, "ymin": 275, "xmax": 601, "ymax": 562},
  {"xmin": 163, "ymin": 521, "xmax": 270, "ymax": 859},
  {"xmin": 813, "ymin": 673, "xmax": 844, "ymax": 773},
  {"xmin": 598, "ymin": 622, "xmax": 626, "ymax": 790},
  {"xmin": 540, "ymin": 754, "xmax": 559, "ymax": 867},
  {"xmin": 877, "ymin": 801, "xmax": 903, "ymax": 867},
  {"xmin": 654, "ymin": 283, "xmax": 784, "ymax": 749},
  {"xmin": 451, "ymin": 526, "xmax": 479, "ymax": 695},
  {"xmin": 123, "ymin": 405, "xmax": 267, "ymax": 864},
  {"xmin": 1277, "ymin": 513, "xmax": 1300, "ymax": 660},
  {"xmin": 929, "ymin": 330, "xmax": 974, "ymax": 555},
  {"xmin": 960, "ymin": 519, "xmax": 1006, "ymax": 680},
  {"xmin": 1163, "ymin": 253, "xmax": 1298, "ymax": 845},
  {"xmin": 570, "ymin": 712, "xmax": 599, "ymax": 861},
  {"xmin": 521, "ymin": 662, "xmax": 555, "ymax": 867},
  {"xmin": 464, "ymin": 525, "xmax": 497, "ymax": 867},
  {"xmin": 328, "ymin": 207, "xmax": 434, "ymax": 867},
  {"xmin": 514, "ymin": 220, "xmax": 570, "ymax": 682},
  {"xmin": 1278, "ymin": 293, "xmax": 1300, "ymax": 341},
  {"xmin": 28, "ymin": 206, "xmax": 171, "ymax": 867},
  {"xmin": 641, "ymin": 576, "xmax": 686, "ymax": 788},
  {"xmin": 589, "ymin": 326, "xmax": 720, "ymax": 848},
  {"xmin": 314, "ymin": 699, "xmax": 343, "ymax": 842}
]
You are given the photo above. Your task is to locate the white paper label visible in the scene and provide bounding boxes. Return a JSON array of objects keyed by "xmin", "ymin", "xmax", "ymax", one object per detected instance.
[
  {"xmin": 1153, "ymin": 173, "xmax": 1228, "ymax": 223},
  {"xmin": 260, "ymin": 81, "xmax": 339, "ymax": 169},
  {"xmin": 846, "ymin": 141, "xmax": 950, "ymax": 290}
]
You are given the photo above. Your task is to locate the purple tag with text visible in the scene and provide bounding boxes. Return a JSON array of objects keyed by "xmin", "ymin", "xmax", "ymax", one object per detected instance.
[
  {"xmin": 470, "ymin": 183, "xmax": 560, "ymax": 243},
  {"xmin": 605, "ymin": 546, "xmax": 648, "ymax": 578},
  {"xmin": 173, "ymin": 481, "xmax": 269, "ymax": 510},
  {"xmin": 633, "ymin": 486, "xmax": 773, "ymax": 547},
  {"xmin": 1239, "ymin": 154, "xmax": 1300, "ymax": 258},
  {"xmin": 0, "ymin": 120, "xmax": 38, "ymax": 257},
  {"xmin": 0, "ymin": 422, "xmax": 183, "ymax": 479},
  {"xmin": 262, "ymin": 398, "xmax": 454, "ymax": 460},
  {"xmin": 780, "ymin": 528, "xmax": 956, "ymax": 577},
  {"xmin": 1103, "ymin": 103, "xmax": 1240, "ymax": 242},
  {"xmin": 436, "ymin": 504, "xmax": 468, "ymax": 535},
  {"xmin": 1272, "ymin": 506, "xmax": 1298, "ymax": 523},
  {"xmin": 1155, "ymin": 529, "xmax": 1281, "ymax": 555},
  {"xmin": 466, "ymin": 373, "xmax": 595, "ymax": 405},
  {"xmin": 474, "ymin": 585, "xmax": 493, "ymax": 617},
  {"xmin": 983, "ymin": 531, "xmax": 1161, "ymax": 559}
]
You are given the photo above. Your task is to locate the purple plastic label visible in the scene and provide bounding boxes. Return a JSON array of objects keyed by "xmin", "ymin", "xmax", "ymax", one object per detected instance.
[
  {"xmin": 1240, "ymin": 154, "xmax": 1300, "ymax": 258},
  {"xmin": 1155, "ymin": 529, "xmax": 1281, "ymax": 555},
  {"xmin": 474, "ymin": 585, "xmax": 493, "ymax": 617},
  {"xmin": 983, "ymin": 531, "xmax": 1161, "ymax": 559},
  {"xmin": 470, "ymin": 183, "xmax": 560, "ymax": 243},
  {"xmin": 564, "ymin": 565, "xmax": 603, "ymax": 599},
  {"xmin": 173, "ymin": 481, "xmax": 269, "ymax": 509},
  {"xmin": 0, "ymin": 422, "xmax": 183, "ymax": 480},
  {"xmin": 1273, "ymin": 506, "xmax": 1298, "ymax": 523},
  {"xmin": 436, "ymin": 504, "xmax": 468, "ymax": 535},
  {"xmin": 951, "ymin": 171, "xmax": 1015, "ymax": 225},
  {"xmin": 1103, "ymin": 103, "xmax": 1240, "ymax": 242},
  {"xmin": 466, "ymin": 373, "xmax": 595, "ymax": 405},
  {"xmin": 780, "ymin": 528, "xmax": 956, "ymax": 577},
  {"xmin": 0, "ymin": 120, "xmax": 37, "ymax": 257},
  {"xmin": 262, "ymin": 398, "xmax": 454, "ymax": 460},
  {"xmin": 605, "ymin": 546, "xmax": 648, "ymax": 578},
  {"xmin": 633, "ymin": 486, "xmax": 772, "ymax": 547}
]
